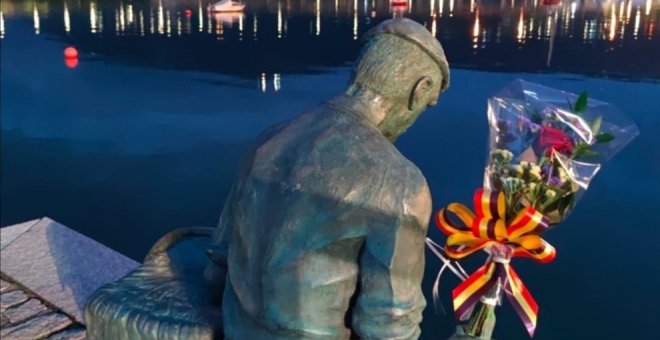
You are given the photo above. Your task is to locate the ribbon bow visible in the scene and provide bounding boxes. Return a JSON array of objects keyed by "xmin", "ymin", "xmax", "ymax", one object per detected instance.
[{"xmin": 435, "ymin": 189, "xmax": 556, "ymax": 337}]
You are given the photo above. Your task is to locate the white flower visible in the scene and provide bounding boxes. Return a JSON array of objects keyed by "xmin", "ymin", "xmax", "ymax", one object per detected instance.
[
  {"xmin": 545, "ymin": 189, "xmax": 557, "ymax": 198},
  {"xmin": 530, "ymin": 164, "xmax": 542, "ymax": 176},
  {"xmin": 502, "ymin": 150, "xmax": 514, "ymax": 161},
  {"xmin": 530, "ymin": 171, "xmax": 542, "ymax": 181},
  {"xmin": 511, "ymin": 164, "xmax": 524, "ymax": 175},
  {"xmin": 491, "ymin": 149, "xmax": 514, "ymax": 163},
  {"xmin": 571, "ymin": 181, "xmax": 581, "ymax": 192},
  {"xmin": 520, "ymin": 161, "xmax": 529, "ymax": 168},
  {"xmin": 528, "ymin": 183, "xmax": 537, "ymax": 190}
]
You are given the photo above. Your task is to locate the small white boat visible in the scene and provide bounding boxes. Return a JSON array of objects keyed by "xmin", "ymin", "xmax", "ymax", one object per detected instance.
[
  {"xmin": 212, "ymin": 12, "xmax": 245, "ymax": 24},
  {"xmin": 207, "ymin": 0, "xmax": 245, "ymax": 13}
]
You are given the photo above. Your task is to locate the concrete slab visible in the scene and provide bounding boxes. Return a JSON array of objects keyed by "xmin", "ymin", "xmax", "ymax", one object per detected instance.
[
  {"xmin": 0, "ymin": 219, "xmax": 40, "ymax": 250},
  {"xmin": 4, "ymin": 298, "xmax": 49, "ymax": 324},
  {"xmin": 0, "ymin": 291, "xmax": 28, "ymax": 310},
  {"xmin": 0, "ymin": 312, "xmax": 72, "ymax": 339},
  {"xmin": 0, "ymin": 218, "xmax": 140, "ymax": 324},
  {"xmin": 0, "ymin": 279, "xmax": 18, "ymax": 294},
  {"xmin": 48, "ymin": 327, "xmax": 86, "ymax": 340}
]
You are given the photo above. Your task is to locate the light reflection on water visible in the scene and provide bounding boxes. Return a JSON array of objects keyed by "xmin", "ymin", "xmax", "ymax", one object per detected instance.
[
  {"xmin": 4, "ymin": 0, "xmax": 653, "ymax": 85},
  {"xmin": 2, "ymin": 1, "xmax": 658, "ymax": 89},
  {"xmin": 52, "ymin": 0, "xmax": 656, "ymax": 44},
  {"xmin": 0, "ymin": 11, "xmax": 4, "ymax": 39}
]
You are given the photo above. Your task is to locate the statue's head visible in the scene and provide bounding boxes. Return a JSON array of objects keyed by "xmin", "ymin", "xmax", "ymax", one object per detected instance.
[{"xmin": 347, "ymin": 18, "xmax": 450, "ymax": 141}]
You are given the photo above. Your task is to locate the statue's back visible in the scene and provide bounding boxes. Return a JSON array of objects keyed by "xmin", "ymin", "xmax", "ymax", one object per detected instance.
[{"xmin": 221, "ymin": 105, "xmax": 424, "ymax": 339}]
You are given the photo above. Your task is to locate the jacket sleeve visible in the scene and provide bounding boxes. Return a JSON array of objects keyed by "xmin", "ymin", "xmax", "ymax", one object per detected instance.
[
  {"xmin": 351, "ymin": 181, "xmax": 432, "ymax": 339},
  {"xmin": 204, "ymin": 185, "xmax": 238, "ymax": 304}
]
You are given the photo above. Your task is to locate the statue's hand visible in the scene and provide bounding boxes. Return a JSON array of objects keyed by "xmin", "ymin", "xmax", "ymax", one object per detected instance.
[
  {"xmin": 204, "ymin": 247, "xmax": 228, "ymax": 305},
  {"xmin": 206, "ymin": 246, "xmax": 227, "ymax": 265}
]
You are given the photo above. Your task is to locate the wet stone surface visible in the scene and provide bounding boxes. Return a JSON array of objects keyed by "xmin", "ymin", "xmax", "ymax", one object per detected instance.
[
  {"xmin": 0, "ymin": 290, "xmax": 29, "ymax": 309},
  {"xmin": 1, "ymin": 279, "xmax": 18, "ymax": 294},
  {"xmin": 0, "ymin": 312, "xmax": 72, "ymax": 339},
  {"xmin": 4, "ymin": 298, "xmax": 49, "ymax": 324},
  {"xmin": 1, "ymin": 218, "xmax": 139, "ymax": 324},
  {"xmin": 0, "ymin": 276, "xmax": 85, "ymax": 339},
  {"xmin": 48, "ymin": 327, "xmax": 87, "ymax": 340}
]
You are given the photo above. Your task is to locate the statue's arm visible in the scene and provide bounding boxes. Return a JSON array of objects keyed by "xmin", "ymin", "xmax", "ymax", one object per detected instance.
[
  {"xmin": 204, "ymin": 185, "xmax": 238, "ymax": 304},
  {"xmin": 202, "ymin": 122, "xmax": 284, "ymax": 303},
  {"xmin": 351, "ymin": 179, "xmax": 432, "ymax": 339}
]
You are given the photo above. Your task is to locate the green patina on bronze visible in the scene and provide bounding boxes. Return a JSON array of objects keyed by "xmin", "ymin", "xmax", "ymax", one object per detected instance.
[{"xmin": 84, "ymin": 18, "xmax": 450, "ymax": 340}]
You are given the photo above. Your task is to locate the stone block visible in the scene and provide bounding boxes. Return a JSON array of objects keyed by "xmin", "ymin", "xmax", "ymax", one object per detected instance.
[
  {"xmin": 1, "ymin": 290, "xmax": 28, "ymax": 310},
  {"xmin": 0, "ymin": 312, "xmax": 72, "ymax": 339},
  {"xmin": 0, "ymin": 218, "xmax": 139, "ymax": 323},
  {"xmin": 48, "ymin": 327, "xmax": 86, "ymax": 340},
  {"xmin": 4, "ymin": 298, "xmax": 49, "ymax": 324},
  {"xmin": 0, "ymin": 279, "xmax": 18, "ymax": 294},
  {"xmin": 0, "ymin": 219, "xmax": 40, "ymax": 250}
]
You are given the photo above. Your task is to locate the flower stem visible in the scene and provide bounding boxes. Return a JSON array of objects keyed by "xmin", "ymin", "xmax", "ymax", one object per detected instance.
[{"xmin": 465, "ymin": 285, "xmax": 500, "ymax": 339}]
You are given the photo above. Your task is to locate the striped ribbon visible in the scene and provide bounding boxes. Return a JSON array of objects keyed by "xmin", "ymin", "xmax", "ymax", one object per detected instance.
[{"xmin": 435, "ymin": 189, "xmax": 556, "ymax": 338}]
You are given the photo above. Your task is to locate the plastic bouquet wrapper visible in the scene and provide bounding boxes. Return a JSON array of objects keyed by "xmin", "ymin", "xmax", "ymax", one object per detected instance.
[{"xmin": 427, "ymin": 80, "xmax": 639, "ymax": 338}]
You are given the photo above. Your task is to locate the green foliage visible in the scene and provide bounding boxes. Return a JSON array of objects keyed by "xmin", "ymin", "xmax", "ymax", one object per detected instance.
[
  {"xmin": 596, "ymin": 132, "xmax": 615, "ymax": 143},
  {"xmin": 557, "ymin": 192, "xmax": 576, "ymax": 216},
  {"xmin": 574, "ymin": 91, "xmax": 589, "ymax": 113},
  {"xmin": 572, "ymin": 143, "xmax": 599, "ymax": 158},
  {"xmin": 591, "ymin": 116, "xmax": 602, "ymax": 135},
  {"xmin": 565, "ymin": 91, "xmax": 616, "ymax": 156}
]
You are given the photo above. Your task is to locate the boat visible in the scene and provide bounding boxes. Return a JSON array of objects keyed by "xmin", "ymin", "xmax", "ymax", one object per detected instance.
[
  {"xmin": 207, "ymin": 0, "xmax": 245, "ymax": 13},
  {"xmin": 212, "ymin": 12, "xmax": 244, "ymax": 24}
]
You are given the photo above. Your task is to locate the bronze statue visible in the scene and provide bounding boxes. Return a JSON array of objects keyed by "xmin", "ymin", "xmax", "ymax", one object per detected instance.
[{"xmin": 85, "ymin": 18, "xmax": 449, "ymax": 340}]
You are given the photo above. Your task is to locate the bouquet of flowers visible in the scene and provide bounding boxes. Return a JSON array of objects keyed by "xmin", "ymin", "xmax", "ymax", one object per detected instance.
[{"xmin": 428, "ymin": 80, "xmax": 639, "ymax": 338}]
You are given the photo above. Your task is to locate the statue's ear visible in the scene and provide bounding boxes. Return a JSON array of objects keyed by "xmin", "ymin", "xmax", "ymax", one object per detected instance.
[{"xmin": 408, "ymin": 76, "xmax": 434, "ymax": 111}]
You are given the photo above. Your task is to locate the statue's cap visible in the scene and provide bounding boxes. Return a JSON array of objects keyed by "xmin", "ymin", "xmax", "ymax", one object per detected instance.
[{"xmin": 362, "ymin": 18, "xmax": 450, "ymax": 92}]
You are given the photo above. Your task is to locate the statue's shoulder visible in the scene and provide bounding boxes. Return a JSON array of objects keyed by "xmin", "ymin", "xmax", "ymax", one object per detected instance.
[
  {"xmin": 310, "ymin": 107, "xmax": 428, "ymax": 184},
  {"xmin": 356, "ymin": 130, "xmax": 427, "ymax": 189},
  {"xmin": 344, "ymin": 118, "xmax": 431, "ymax": 220},
  {"xmin": 255, "ymin": 107, "xmax": 428, "ymax": 190},
  {"xmin": 318, "ymin": 109, "xmax": 431, "ymax": 203}
]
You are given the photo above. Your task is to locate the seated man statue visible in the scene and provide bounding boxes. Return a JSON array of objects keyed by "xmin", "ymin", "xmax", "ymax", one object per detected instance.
[
  {"xmin": 205, "ymin": 18, "xmax": 449, "ymax": 339},
  {"xmin": 84, "ymin": 18, "xmax": 449, "ymax": 340}
]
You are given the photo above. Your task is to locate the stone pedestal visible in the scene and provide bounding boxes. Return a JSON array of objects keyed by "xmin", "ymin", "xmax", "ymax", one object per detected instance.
[{"xmin": 1, "ymin": 217, "xmax": 140, "ymax": 339}]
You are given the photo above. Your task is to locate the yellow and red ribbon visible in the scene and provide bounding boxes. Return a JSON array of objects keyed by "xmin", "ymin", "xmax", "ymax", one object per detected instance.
[{"xmin": 435, "ymin": 189, "xmax": 556, "ymax": 337}]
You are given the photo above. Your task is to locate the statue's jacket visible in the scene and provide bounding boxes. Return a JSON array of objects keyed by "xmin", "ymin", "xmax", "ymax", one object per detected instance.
[{"xmin": 209, "ymin": 100, "xmax": 432, "ymax": 340}]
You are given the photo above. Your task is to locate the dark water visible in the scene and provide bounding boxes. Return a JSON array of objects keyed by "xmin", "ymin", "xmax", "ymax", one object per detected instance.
[{"xmin": 1, "ymin": 0, "xmax": 659, "ymax": 339}]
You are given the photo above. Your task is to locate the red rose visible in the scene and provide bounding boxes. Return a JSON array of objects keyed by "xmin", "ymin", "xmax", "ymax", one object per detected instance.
[{"xmin": 538, "ymin": 126, "xmax": 574, "ymax": 157}]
